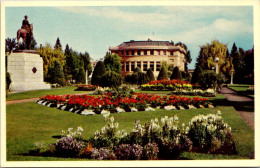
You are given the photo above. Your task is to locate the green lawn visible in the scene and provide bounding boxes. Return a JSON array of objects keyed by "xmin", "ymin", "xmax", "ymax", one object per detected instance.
[
  {"xmin": 6, "ymin": 86, "xmax": 91, "ymax": 101},
  {"xmin": 6, "ymin": 100, "xmax": 254, "ymax": 160},
  {"xmin": 228, "ymin": 84, "xmax": 254, "ymax": 98}
]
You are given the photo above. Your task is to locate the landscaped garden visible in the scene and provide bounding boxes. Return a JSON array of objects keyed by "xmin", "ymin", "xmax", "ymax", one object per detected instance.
[{"xmin": 228, "ymin": 84, "xmax": 254, "ymax": 98}]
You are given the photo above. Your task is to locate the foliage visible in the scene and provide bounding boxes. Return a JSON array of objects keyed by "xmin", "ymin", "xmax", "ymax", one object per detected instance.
[
  {"xmin": 146, "ymin": 68, "xmax": 155, "ymax": 82},
  {"xmin": 5, "ymin": 38, "xmax": 17, "ymax": 54},
  {"xmin": 91, "ymin": 61, "xmax": 106, "ymax": 86},
  {"xmin": 76, "ymin": 85, "xmax": 97, "ymax": 91},
  {"xmin": 133, "ymin": 67, "xmax": 141, "ymax": 73},
  {"xmin": 191, "ymin": 66, "xmax": 202, "ymax": 84},
  {"xmin": 199, "ymin": 71, "xmax": 225, "ymax": 91},
  {"xmin": 157, "ymin": 67, "xmax": 168, "ymax": 80},
  {"xmin": 37, "ymin": 44, "xmax": 65, "ymax": 80},
  {"xmin": 99, "ymin": 71, "xmax": 122, "ymax": 88},
  {"xmin": 143, "ymin": 143, "xmax": 159, "ymax": 160},
  {"xmin": 136, "ymin": 72, "xmax": 149, "ymax": 86},
  {"xmin": 91, "ymin": 148, "xmax": 116, "ymax": 160},
  {"xmin": 171, "ymin": 66, "xmax": 182, "ymax": 80},
  {"xmin": 46, "ymin": 60, "xmax": 65, "ymax": 86},
  {"xmin": 54, "ymin": 37, "xmax": 62, "ymax": 50},
  {"xmin": 195, "ymin": 40, "xmax": 232, "ymax": 77},
  {"xmin": 141, "ymin": 79, "xmax": 191, "ymax": 91},
  {"xmin": 6, "ymin": 72, "xmax": 12, "ymax": 97},
  {"xmin": 116, "ymin": 144, "xmax": 143, "ymax": 160},
  {"xmin": 104, "ymin": 52, "xmax": 122, "ymax": 74},
  {"xmin": 188, "ymin": 112, "xmax": 236, "ymax": 154},
  {"xmin": 75, "ymin": 66, "xmax": 86, "ymax": 84},
  {"xmin": 79, "ymin": 52, "xmax": 92, "ymax": 77}
]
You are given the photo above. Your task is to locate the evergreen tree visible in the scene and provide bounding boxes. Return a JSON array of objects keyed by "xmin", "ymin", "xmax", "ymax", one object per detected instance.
[
  {"xmin": 170, "ymin": 66, "xmax": 182, "ymax": 80},
  {"xmin": 146, "ymin": 68, "xmax": 155, "ymax": 81},
  {"xmin": 191, "ymin": 66, "xmax": 203, "ymax": 84},
  {"xmin": 47, "ymin": 60, "xmax": 65, "ymax": 86},
  {"xmin": 54, "ymin": 37, "xmax": 62, "ymax": 50},
  {"xmin": 91, "ymin": 61, "xmax": 106, "ymax": 86},
  {"xmin": 79, "ymin": 52, "xmax": 92, "ymax": 76},
  {"xmin": 133, "ymin": 67, "xmax": 141, "ymax": 73},
  {"xmin": 76, "ymin": 66, "xmax": 86, "ymax": 83},
  {"xmin": 157, "ymin": 67, "xmax": 168, "ymax": 80},
  {"xmin": 104, "ymin": 52, "xmax": 122, "ymax": 74},
  {"xmin": 99, "ymin": 70, "xmax": 122, "ymax": 88},
  {"xmin": 137, "ymin": 72, "xmax": 149, "ymax": 86}
]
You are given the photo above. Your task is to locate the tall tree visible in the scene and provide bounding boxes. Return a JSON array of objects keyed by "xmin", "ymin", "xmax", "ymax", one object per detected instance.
[
  {"xmin": 5, "ymin": 38, "xmax": 17, "ymax": 54},
  {"xmin": 104, "ymin": 52, "xmax": 122, "ymax": 74},
  {"xmin": 46, "ymin": 60, "xmax": 65, "ymax": 86},
  {"xmin": 54, "ymin": 37, "xmax": 62, "ymax": 50},
  {"xmin": 146, "ymin": 68, "xmax": 155, "ymax": 82},
  {"xmin": 191, "ymin": 66, "xmax": 202, "ymax": 84},
  {"xmin": 79, "ymin": 52, "xmax": 92, "ymax": 76},
  {"xmin": 99, "ymin": 70, "xmax": 122, "ymax": 88},
  {"xmin": 91, "ymin": 61, "xmax": 106, "ymax": 85}
]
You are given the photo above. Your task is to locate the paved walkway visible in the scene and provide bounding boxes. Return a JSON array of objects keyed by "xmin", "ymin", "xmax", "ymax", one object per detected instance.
[{"xmin": 219, "ymin": 87, "xmax": 254, "ymax": 130}]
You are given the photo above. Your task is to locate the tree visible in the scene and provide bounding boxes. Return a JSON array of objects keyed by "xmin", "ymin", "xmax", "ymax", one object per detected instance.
[
  {"xmin": 124, "ymin": 74, "xmax": 133, "ymax": 86},
  {"xmin": 91, "ymin": 61, "xmax": 106, "ymax": 86},
  {"xmin": 191, "ymin": 66, "xmax": 202, "ymax": 84},
  {"xmin": 244, "ymin": 47, "xmax": 254, "ymax": 84},
  {"xmin": 37, "ymin": 43, "xmax": 65, "ymax": 80},
  {"xmin": 47, "ymin": 60, "xmax": 65, "ymax": 86},
  {"xmin": 146, "ymin": 68, "xmax": 155, "ymax": 82},
  {"xmin": 79, "ymin": 52, "xmax": 92, "ymax": 76},
  {"xmin": 75, "ymin": 66, "xmax": 86, "ymax": 83},
  {"xmin": 54, "ymin": 37, "xmax": 62, "ymax": 50},
  {"xmin": 199, "ymin": 70, "xmax": 225, "ymax": 92},
  {"xmin": 133, "ymin": 67, "xmax": 141, "ymax": 73},
  {"xmin": 136, "ymin": 72, "xmax": 149, "ymax": 86},
  {"xmin": 104, "ymin": 52, "xmax": 122, "ymax": 74},
  {"xmin": 195, "ymin": 40, "xmax": 232, "ymax": 77},
  {"xmin": 157, "ymin": 67, "xmax": 168, "ymax": 80},
  {"xmin": 170, "ymin": 66, "xmax": 182, "ymax": 80},
  {"xmin": 100, "ymin": 70, "xmax": 122, "ymax": 88},
  {"xmin": 5, "ymin": 38, "xmax": 17, "ymax": 54}
]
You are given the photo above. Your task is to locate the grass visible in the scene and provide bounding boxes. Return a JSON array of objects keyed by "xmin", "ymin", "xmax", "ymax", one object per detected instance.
[
  {"xmin": 6, "ymin": 98, "xmax": 254, "ymax": 161},
  {"xmin": 228, "ymin": 84, "xmax": 254, "ymax": 98},
  {"xmin": 6, "ymin": 86, "xmax": 91, "ymax": 101}
]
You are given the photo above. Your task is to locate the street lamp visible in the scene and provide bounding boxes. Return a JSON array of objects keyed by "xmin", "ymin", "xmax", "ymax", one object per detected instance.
[
  {"xmin": 230, "ymin": 69, "xmax": 234, "ymax": 85},
  {"xmin": 215, "ymin": 57, "xmax": 219, "ymax": 74}
]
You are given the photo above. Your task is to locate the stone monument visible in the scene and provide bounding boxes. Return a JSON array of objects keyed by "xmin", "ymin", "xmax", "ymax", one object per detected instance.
[{"xmin": 7, "ymin": 15, "xmax": 50, "ymax": 91}]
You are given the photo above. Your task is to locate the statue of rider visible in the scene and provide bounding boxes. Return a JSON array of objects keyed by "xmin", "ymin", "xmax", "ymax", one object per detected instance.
[{"xmin": 21, "ymin": 15, "xmax": 31, "ymax": 34}]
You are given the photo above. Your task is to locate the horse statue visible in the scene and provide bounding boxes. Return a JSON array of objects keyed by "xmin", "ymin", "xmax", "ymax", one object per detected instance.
[{"xmin": 17, "ymin": 24, "xmax": 33, "ymax": 49}]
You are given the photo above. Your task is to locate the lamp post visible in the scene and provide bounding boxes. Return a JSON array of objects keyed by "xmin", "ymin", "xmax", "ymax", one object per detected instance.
[
  {"xmin": 215, "ymin": 57, "xmax": 219, "ymax": 74},
  {"xmin": 230, "ymin": 69, "xmax": 234, "ymax": 85}
]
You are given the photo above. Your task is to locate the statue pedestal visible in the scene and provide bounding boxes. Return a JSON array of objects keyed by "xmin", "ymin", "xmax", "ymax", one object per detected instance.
[{"xmin": 7, "ymin": 51, "xmax": 50, "ymax": 91}]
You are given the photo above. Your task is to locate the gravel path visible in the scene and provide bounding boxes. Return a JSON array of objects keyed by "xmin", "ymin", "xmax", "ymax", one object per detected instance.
[{"xmin": 219, "ymin": 87, "xmax": 254, "ymax": 130}]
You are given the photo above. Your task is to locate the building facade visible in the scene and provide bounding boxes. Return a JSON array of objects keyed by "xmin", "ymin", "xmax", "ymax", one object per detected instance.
[{"xmin": 109, "ymin": 39, "xmax": 186, "ymax": 78}]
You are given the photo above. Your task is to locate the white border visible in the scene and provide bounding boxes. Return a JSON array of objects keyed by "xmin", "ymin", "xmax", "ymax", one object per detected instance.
[{"xmin": 1, "ymin": 0, "xmax": 260, "ymax": 167}]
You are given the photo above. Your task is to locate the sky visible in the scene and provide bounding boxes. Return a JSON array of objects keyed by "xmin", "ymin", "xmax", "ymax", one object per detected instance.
[{"xmin": 5, "ymin": 6, "xmax": 253, "ymax": 69}]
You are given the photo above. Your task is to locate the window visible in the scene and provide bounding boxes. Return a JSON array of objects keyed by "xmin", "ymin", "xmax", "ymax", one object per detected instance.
[
  {"xmin": 144, "ymin": 51, "xmax": 147, "ymax": 55},
  {"xmin": 131, "ymin": 51, "xmax": 135, "ymax": 56},
  {"xmin": 170, "ymin": 51, "xmax": 173, "ymax": 56},
  {"xmin": 163, "ymin": 51, "xmax": 166, "ymax": 55},
  {"xmin": 156, "ymin": 61, "xmax": 161, "ymax": 71},
  {"xmin": 143, "ymin": 61, "xmax": 147, "ymax": 71},
  {"xmin": 121, "ymin": 62, "xmax": 125, "ymax": 71},
  {"xmin": 131, "ymin": 62, "xmax": 135, "ymax": 71},
  {"xmin": 137, "ymin": 50, "xmax": 141, "ymax": 55},
  {"xmin": 126, "ymin": 51, "xmax": 128, "ymax": 56},
  {"xmin": 150, "ymin": 50, "xmax": 154, "ymax": 55},
  {"xmin": 137, "ymin": 61, "xmax": 141, "ymax": 68},
  {"xmin": 157, "ymin": 50, "xmax": 160, "ymax": 55},
  {"xmin": 126, "ymin": 62, "xmax": 129, "ymax": 72},
  {"xmin": 150, "ymin": 61, "xmax": 154, "ymax": 71}
]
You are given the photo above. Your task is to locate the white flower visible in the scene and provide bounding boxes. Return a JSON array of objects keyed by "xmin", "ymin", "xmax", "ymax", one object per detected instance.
[
  {"xmin": 228, "ymin": 127, "xmax": 232, "ymax": 132},
  {"xmin": 182, "ymin": 123, "xmax": 185, "ymax": 127},
  {"xmin": 77, "ymin": 127, "xmax": 83, "ymax": 132},
  {"xmin": 110, "ymin": 116, "xmax": 114, "ymax": 123},
  {"xmin": 68, "ymin": 128, "xmax": 73, "ymax": 133},
  {"xmin": 174, "ymin": 115, "xmax": 178, "ymax": 121},
  {"xmin": 115, "ymin": 122, "xmax": 119, "ymax": 129},
  {"xmin": 154, "ymin": 118, "xmax": 158, "ymax": 123},
  {"xmin": 217, "ymin": 110, "xmax": 221, "ymax": 115},
  {"xmin": 103, "ymin": 112, "xmax": 110, "ymax": 119}
]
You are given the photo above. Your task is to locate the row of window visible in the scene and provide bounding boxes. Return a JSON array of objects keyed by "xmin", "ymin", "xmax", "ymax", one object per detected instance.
[
  {"xmin": 122, "ymin": 61, "xmax": 161, "ymax": 72},
  {"xmin": 117, "ymin": 50, "xmax": 175, "ymax": 56}
]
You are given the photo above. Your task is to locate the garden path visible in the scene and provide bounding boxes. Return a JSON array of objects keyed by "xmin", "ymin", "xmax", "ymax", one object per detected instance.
[{"xmin": 219, "ymin": 87, "xmax": 254, "ymax": 130}]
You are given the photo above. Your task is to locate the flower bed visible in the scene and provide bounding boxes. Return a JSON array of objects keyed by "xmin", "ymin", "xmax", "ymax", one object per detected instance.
[
  {"xmin": 168, "ymin": 89, "xmax": 215, "ymax": 97},
  {"xmin": 141, "ymin": 79, "xmax": 192, "ymax": 91},
  {"xmin": 36, "ymin": 93, "xmax": 214, "ymax": 115},
  {"xmin": 33, "ymin": 111, "xmax": 237, "ymax": 160},
  {"xmin": 75, "ymin": 85, "xmax": 97, "ymax": 91}
]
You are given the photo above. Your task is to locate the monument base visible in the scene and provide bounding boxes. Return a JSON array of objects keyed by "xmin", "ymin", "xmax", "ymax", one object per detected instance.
[{"xmin": 7, "ymin": 51, "xmax": 50, "ymax": 91}]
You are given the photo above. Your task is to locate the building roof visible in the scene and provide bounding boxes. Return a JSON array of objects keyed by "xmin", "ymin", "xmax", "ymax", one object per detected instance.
[
  {"xmin": 118, "ymin": 40, "xmax": 174, "ymax": 47},
  {"xmin": 109, "ymin": 39, "xmax": 186, "ymax": 54}
]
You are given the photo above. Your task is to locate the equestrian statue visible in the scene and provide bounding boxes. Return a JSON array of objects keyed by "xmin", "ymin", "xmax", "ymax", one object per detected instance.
[{"xmin": 17, "ymin": 15, "xmax": 33, "ymax": 49}]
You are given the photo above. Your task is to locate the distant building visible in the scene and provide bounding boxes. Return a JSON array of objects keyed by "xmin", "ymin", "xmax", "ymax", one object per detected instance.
[{"xmin": 109, "ymin": 39, "xmax": 186, "ymax": 77}]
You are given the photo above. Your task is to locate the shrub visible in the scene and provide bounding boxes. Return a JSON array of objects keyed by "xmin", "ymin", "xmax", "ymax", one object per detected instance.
[
  {"xmin": 191, "ymin": 66, "xmax": 202, "ymax": 84},
  {"xmin": 187, "ymin": 112, "xmax": 236, "ymax": 154},
  {"xmin": 91, "ymin": 61, "xmax": 106, "ymax": 86},
  {"xmin": 143, "ymin": 143, "xmax": 159, "ymax": 160},
  {"xmin": 76, "ymin": 66, "xmax": 86, "ymax": 83},
  {"xmin": 115, "ymin": 143, "xmax": 143, "ymax": 160},
  {"xmin": 146, "ymin": 68, "xmax": 155, "ymax": 82},
  {"xmin": 170, "ymin": 66, "xmax": 182, "ymax": 80},
  {"xmin": 136, "ymin": 72, "xmax": 149, "ymax": 86},
  {"xmin": 91, "ymin": 147, "xmax": 116, "ymax": 160},
  {"xmin": 47, "ymin": 60, "xmax": 66, "ymax": 86},
  {"xmin": 199, "ymin": 70, "xmax": 225, "ymax": 91},
  {"xmin": 6, "ymin": 72, "xmax": 12, "ymax": 97},
  {"xmin": 157, "ymin": 67, "xmax": 168, "ymax": 80},
  {"xmin": 99, "ymin": 71, "xmax": 122, "ymax": 88}
]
